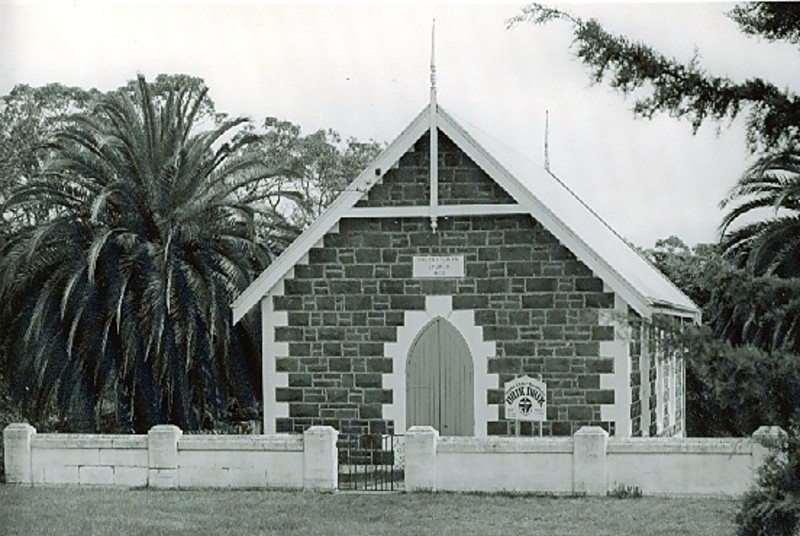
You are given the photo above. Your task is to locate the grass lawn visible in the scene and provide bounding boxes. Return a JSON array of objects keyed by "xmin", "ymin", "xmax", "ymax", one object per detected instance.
[{"xmin": 0, "ymin": 486, "xmax": 738, "ymax": 536}]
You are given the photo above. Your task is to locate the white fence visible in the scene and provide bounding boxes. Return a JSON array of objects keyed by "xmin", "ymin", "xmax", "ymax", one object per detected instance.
[
  {"xmin": 4, "ymin": 423, "xmax": 784, "ymax": 496},
  {"xmin": 404, "ymin": 425, "xmax": 785, "ymax": 496},
  {"xmin": 3, "ymin": 423, "xmax": 337, "ymax": 490}
]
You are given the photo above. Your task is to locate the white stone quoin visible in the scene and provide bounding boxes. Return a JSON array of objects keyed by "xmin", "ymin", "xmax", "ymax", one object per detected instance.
[{"xmin": 302, "ymin": 426, "xmax": 338, "ymax": 491}]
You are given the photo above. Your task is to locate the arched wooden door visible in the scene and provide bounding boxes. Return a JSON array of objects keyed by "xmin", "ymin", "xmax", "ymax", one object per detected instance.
[{"xmin": 406, "ymin": 318, "xmax": 474, "ymax": 436}]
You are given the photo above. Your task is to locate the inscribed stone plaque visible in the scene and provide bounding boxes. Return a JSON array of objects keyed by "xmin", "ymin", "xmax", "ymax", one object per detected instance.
[{"xmin": 412, "ymin": 255, "xmax": 465, "ymax": 278}]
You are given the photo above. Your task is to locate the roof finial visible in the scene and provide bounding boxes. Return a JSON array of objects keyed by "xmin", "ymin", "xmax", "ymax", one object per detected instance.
[
  {"xmin": 544, "ymin": 109, "xmax": 551, "ymax": 173},
  {"xmin": 429, "ymin": 18, "xmax": 438, "ymax": 233},
  {"xmin": 430, "ymin": 19, "xmax": 437, "ymax": 96}
]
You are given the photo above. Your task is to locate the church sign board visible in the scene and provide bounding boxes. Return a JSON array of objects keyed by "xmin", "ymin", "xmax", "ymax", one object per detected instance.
[{"xmin": 504, "ymin": 375, "xmax": 547, "ymax": 422}]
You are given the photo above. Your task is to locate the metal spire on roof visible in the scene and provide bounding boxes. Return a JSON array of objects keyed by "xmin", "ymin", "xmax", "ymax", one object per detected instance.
[
  {"xmin": 430, "ymin": 19, "xmax": 437, "ymax": 100},
  {"xmin": 544, "ymin": 110, "xmax": 551, "ymax": 173},
  {"xmin": 429, "ymin": 19, "xmax": 439, "ymax": 232}
]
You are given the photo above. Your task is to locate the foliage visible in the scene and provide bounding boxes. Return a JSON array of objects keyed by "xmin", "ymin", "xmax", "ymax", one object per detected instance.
[
  {"xmin": 644, "ymin": 236, "xmax": 800, "ymax": 354},
  {"xmin": 607, "ymin": 484, "xmax": 643, "ymax": 499},
  {"xmin": 508, "ymin": 2, "xmax": 800, "ymax": 152},
  {"xmin": 0, "ymin": 75, "xmax": 298, "ymax": 432},
  {"xmin": 0, "ymin": 74, "xmax": 384, "ymax": 433},
  {"xmin": 243, "ymin": 117, "xmax": 383, "ymax": 229},
  {"xmin": 680, "ymin": 326, "xmax": 800, "ymax": 436},
  {"xmin": 114, "ymin": 74, "xmax": 220, "ymax": 123},
  {"xmin": 736, "ymin": 420, "xmax": 800, "ymax": 536},
  {"xmin": 720, "ymin": 142, "xmax": 800, "ymax": 278},
  {"xmin": 644, "ymin": 243, "xmax": 800, "ymax": 437},
  {"xmin": 729, "ymin": 3, "xmax": 800, "ymax": 44},
  {"xmin": 642, "ymin": 236, "xmax": 732, "ymax": 312},
  {"xmin": 0, "ymin": 75, "xmax": 219, "ymax": 237},
  {"xmin": 0, "ymin": 84, "xmax": 102, "ymax": 232},
  {"xmin": 709, "ymin": 273, "xmax": 800, "ymax": 355},
  {"xmin": 640, "ymin": 236, "xmax": 800, "ymax": 437}
]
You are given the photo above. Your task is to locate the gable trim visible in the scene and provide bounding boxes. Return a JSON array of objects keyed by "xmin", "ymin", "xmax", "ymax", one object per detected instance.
[
  {"xmin": 348, "ymin": 203, "xmax": 526, "ymax": 218},
  {"xmin": 232, "ymin": 108, "xmax": 428, "ymax": 323}
]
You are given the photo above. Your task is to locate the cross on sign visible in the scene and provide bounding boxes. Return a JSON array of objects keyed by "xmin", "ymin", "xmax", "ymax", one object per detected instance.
[{"xmin": 519, "ymin": 397, "xmax": 533, "ymax": 415}]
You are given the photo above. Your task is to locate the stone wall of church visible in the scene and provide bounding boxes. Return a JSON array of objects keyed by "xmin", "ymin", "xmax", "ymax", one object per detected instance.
[
  {"xmin": 273, "ymin": 213, "xmax": 618, "ymax": 438},
  {"xmin": 629, "ymin": 314, "xmax": 644, "ymax": 437},
  {"xmin": 269, "ymin": 131, "xmax": 624, "ymax": 439},
  {"xmin": 355, "ymin": 132, "xmax": 516, "ymax": 208}
]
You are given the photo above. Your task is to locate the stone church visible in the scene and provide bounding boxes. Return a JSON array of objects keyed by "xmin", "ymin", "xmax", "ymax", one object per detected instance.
[{"xmin": 232, "ymin": 72, "xmax": 700, "ymax": 440}]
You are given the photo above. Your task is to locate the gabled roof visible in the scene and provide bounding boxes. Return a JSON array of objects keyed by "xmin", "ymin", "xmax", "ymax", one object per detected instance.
[{"xmin": 232, "ymin": 104, "xmax": 700, "ymax": 324}]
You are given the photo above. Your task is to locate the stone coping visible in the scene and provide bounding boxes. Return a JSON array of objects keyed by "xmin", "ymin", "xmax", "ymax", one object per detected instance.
[
  {"xmin": 179, "ymin": 435, "xmax": 303, "ymax": 452},
  {"xmin": 437, "ymin": 436, "xmax": 574, "ymax": 454},
  {"xmin": 31, "ymin": 434, "xmax": 147, "ymax": 449},
  {"xmin": 607, "ymin": 437, "xmax": 753, "ymax": 454},
  {"xmin": 27, "ymin": 433, "xmax": 306, "ymax": 452},
  {"xmin": 431, "ymin": 436, "xmax": 755, "ymax": 455}
]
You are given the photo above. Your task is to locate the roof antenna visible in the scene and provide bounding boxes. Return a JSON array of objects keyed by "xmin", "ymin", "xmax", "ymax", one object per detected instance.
[{"xmin": 544, "ymin": 109, "xmax": 551, "ymax": 173}]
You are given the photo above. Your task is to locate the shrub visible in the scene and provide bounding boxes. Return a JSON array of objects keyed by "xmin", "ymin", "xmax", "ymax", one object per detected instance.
[
  {"xmin": 681, "ymin": 325, "xmax": 800, "ymax": 437},
  {"xmin": 736, "ymin": 418, "xmax": 800, "ymax": 536},
  {"xmin": 608, "ymin": 484, "xmax": 643, "ymax": 499}
]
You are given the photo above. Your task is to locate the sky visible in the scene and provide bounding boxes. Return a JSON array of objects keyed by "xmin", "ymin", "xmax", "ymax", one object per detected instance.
[{"xmin": 2, "ymin": 1, "xmax": 799, "ymax": 248}]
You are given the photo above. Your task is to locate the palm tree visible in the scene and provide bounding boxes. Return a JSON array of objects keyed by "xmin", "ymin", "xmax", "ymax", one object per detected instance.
[
  {"xmin": 720, "ymin": 142, "xmax": 800, "ymax": 277},
  {"xmin": 0, "ymin": 76, "xmax": 300, "ymax": 432},
  {"xmin": 714, "ymin": 142, "xmax": 800, "ymax": 353},
  {"xmin": 708, "ymin": 269, "xmax": 800, "ymax": 354}
]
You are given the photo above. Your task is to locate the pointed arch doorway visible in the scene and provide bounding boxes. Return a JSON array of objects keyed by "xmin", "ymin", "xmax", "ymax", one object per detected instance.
[{"xmin": 406, "ymin": 317, "xmax": 474, "ymax": 436}]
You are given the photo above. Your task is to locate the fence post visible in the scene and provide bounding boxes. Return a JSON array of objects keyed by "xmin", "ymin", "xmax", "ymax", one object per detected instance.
[
  {"xmin": 405, "ymin": 426, "xmax": 438, "ymax": 492},
  {"xmin": 303, "ymin": 426, "xmax": 338, "ymax": 491},
  {"xmin": 147, "ymin": 425, "xmax": 182, "ymax": 489},
  {"xmin": 3, "ymin": 423, "xmax": 35, "ymax": 485},
  {"xmin": 573, "ymin": 426, "xmax": 608, "ymax": 495},
  {"xmin": 751, "ymin": 426, "xmax": 788, "ymax": 481}
]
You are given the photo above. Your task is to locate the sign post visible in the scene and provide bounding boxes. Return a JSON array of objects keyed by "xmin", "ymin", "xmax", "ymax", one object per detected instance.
[{"xmin": 504, "ymin": 375, "xmax": 547, "ymax": 436}]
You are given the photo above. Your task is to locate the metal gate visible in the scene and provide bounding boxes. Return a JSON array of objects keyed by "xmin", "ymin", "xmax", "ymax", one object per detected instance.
[{"xmin": 338, "ymin": 433, "xmax": 403, "ymax": 491}]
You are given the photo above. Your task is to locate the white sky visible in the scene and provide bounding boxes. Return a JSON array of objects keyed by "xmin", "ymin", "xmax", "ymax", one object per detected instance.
[{"xmin": 2, "ymin": 1, "xmax": 798, "ymax": 248}]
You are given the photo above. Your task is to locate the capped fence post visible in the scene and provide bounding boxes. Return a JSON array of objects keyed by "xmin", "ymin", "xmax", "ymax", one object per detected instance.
[
  {"xmin": 303, "ymin": 426, "xmax": 338, "ymax": 491},
  {"xmin": 3, "ymin": 423, "xmax": 35, "ymax": 485},
  {"xmin": 147, "ymin": 425, "xmax": 182, "ymax": 489},
  {"xmin": 751, "ymin": 426, "xmax": 788, "ymax": 481},
  {"xmin": 405, "ymin": 426, "xmax": 438, "ymax": 492},
  {"xmin": 573, "ymin": 426, "xmax": 608, "ymax": 495}
]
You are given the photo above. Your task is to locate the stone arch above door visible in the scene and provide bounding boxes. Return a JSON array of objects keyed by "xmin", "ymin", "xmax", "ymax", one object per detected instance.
[{"xmin": 384, "ymin": 295, "xmax": 497, "ymax": 436}]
